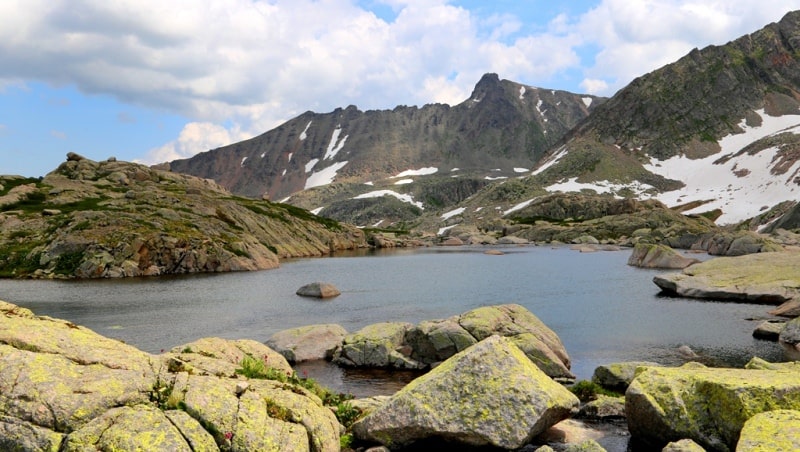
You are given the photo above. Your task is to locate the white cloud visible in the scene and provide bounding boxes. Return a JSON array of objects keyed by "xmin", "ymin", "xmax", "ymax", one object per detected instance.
[
  {"xmin": 138, "ymin": 122, "xmax": 250, "ymax": 164},
  {"xmin": 3, "ymin": 0, "xmax": 800, "ymax": 163}
]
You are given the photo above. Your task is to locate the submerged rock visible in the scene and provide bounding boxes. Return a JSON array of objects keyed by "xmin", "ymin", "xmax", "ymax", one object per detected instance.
[
  {"xmin": 296, "ymin": 282, "xmax": 341, "ymax": 299},
  {"xmin": 352, "ymin": 335, "xmax": 579, "ymax": 449},
  {"xmin": 626, "ymin": 364, "xmax": 800, "ymax": 450}
]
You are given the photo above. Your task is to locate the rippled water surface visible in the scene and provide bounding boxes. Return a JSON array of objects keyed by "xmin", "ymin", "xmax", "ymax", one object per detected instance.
[{"xmin": 2, "ymin": 246, "xmax": 785, "ymax": 395}]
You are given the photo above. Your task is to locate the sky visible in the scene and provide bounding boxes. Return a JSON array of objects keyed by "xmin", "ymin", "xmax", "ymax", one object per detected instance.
[{"xmin": 2, "ymin": 1, "xmax": 800, "ymax": 178}]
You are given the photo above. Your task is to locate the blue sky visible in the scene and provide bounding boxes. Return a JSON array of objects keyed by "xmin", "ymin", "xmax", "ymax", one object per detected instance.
[{"xmin": 2, "ymin": 0, "xmax": 800, "ymax": 178}]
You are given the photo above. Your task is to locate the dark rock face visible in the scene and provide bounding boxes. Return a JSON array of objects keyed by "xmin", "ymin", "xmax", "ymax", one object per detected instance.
[
  {"xmin": 167, "ymin": 73, "xmax": 605, "ymax": 201},
  {"xmin": 296, "ymin": 282, "xmax": 341, "ymax": 299}
]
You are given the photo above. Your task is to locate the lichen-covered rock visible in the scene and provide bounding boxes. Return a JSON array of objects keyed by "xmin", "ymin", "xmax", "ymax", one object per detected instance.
[
  {"xmin": 62, "ymin": 405, "xmax": 217, "ymax": 452},
  {"xmin": 626, "ymin": 365, "xmax": 800, "ymax": 451},
  {"xmin": 333, "ymin": 322, "xmax": 420, "ymax": 368},
  {"xmin": 578, "ymin": 395, "xmax": 626, "ymax": 420},
  {"xmin": 296, "ymin": 282, "xmax": 341, "ymax": 299},
  {"xmin": 751, "ymin": 319, "xmax": 784, "ymax": 341},
  {"xmin": 662, "ymin": 438, "xmax": 707, "ymax": 452},
  {"xmin": 736, "ymin": 409, "xmax": 800, "ymax": 451},
  {"xmin": 0, "ymin": 301, "xmax": 344, "ymax": 451},
  {"xmin": 167, "ymin": 337, "xmax": 293, "ymax": 375},
  {"xmin": 592, "ymin": 361, "xmax": 662, "ymax": 391},
  {"xmin": 352, "ymin": 335, "xmax": 579, "ymax": 449},
  {"xmin": 627, "ymin": 243, "xmax": 700, "ymax": 269},
  {"xmin": 653, "ymin": 252, "xmax": 800, "ymax": 304},
  {"xmin": 266, "ymin": 324, "xmax": 348, "ymax": 362},
  {"xmin": 457, "ymin": 304, "xmax": 574, "ymax": 379},
  {"xmin": 404, "ymin": 318, "xmax": 477, "ymax": 365}
]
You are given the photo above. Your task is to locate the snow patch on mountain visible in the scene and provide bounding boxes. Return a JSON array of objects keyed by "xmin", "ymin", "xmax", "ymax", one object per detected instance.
[
  {"xmin": 514, "ymin": 167, "xmax": 529, "ymax": 173},
  {"xmin": 582, "ymin": 97, "xmax": 593, "ymax": 108},
  {"xmin": 394, "ymin": 179, "xmax": 413, "ymax": 185},
  {"xmin": 503, "ymin": 199, "xmax": 535, "ymax": 216},
  {"xmin": 354, "ymin": 190, "xmax": 424, "ymax": 209},
  {"xmin": 391, "ymin": 167, "xmax": 438, "ymax": 178},
  {"xmin": 304, "ymin": 161, "xmax": 348, "ymax": 190},
  {"xmin": 305, "ymin": 158, "xmax": 319, "ymax": 173},
  {"xmin": 645, "ymin": 109, "xmax": 800, "ymax": 224},
  {"xmin": 324, "ymin": 126, "xmax": 348, "ymax": 160},
  {"xmin": 532, "ymin": 146, "xmax": 567, "ymax": 176},
  {"xmin": 442, "ymin": 207, "xmax": 465, "ymax": 220},
  {"xmin": 519, "ymin": 86, "xmax": 526, "ymax": 100},
  {"xmin": 300, "ymin": 121, "xmax": 312, "ymax": 141},
  {"xmin": 546, "ymin": 178, "xmax": 654, "ymax": 197}
]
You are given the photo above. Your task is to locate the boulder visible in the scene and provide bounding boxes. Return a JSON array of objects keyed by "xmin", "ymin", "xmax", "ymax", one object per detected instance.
[
  {"xmin": 661, "ymin": 438, "xmax": 706, "ymax": 452},
  {"xmin": 752, "ymin": 319, "xmax": 785, "ymax": 340},
  {"xmin": 332, "ymin": 322, "xmax": 420, "ymax": 369},
  {"xmin": 352, "ymin": 335, "xmax": 579, "ymax": 449},
  {"xmin": 296, "ymin": 282, "xmax": 341, "ymax": 299},
  {"xmin": 0, "ymin": 301, "xmax": 343, "ymax": 451},
  {"xmin": 266, "ymin": 324, "xmax": 348, "ymax": 362},
  {"xmin": 779, "ymin": 316, "xmax": 800, "ymax": 360},
  {"xmin": 440, "ymin": 236, "xmax": 464, "ymax": 246},
  {"xmin": 497, "ymin": 235, "xmax": 529, "ymax": 245},
  {"xmin": 592, "ymin": 361, "xmax": 662, "ymax": 391},
  {"xmin": 625, "ymin": 364, "xmax": 800, "ymax": 450},
  {"xmin": 577, "ymin": 395, "xmax": 626, "ymax": 420},
  {"xmin": 736, "ymin": 409, "xmax": 800, "ymax": 451},
  {"xmin": 653, "ymin": 252, "xmax": 800, "ymax": 304},
  {"xmin": 404, "ymin": 318, "xmax": 477, "ymax": 365},
  {"xmin": 627, "ymin": 243, "xmax": 700, "ymax": 269},
  {"xmin": 456, "ymin": 304, "xmax": 574, "ymax": 379}
]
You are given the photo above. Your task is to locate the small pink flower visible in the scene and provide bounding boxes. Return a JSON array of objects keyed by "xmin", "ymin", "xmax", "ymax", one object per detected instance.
[
  {"xmin": 302, "ymin": 370, "xmax": 308, "ymax": 378},
  {"xmin": 224, "ymin": 431, "xmax": 233, "ymax": 441}
]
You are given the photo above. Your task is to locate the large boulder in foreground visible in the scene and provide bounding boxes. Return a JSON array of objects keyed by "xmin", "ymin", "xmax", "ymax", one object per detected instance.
[
  {"xmin": 352, "ymin": 335, "xmax": 579, "ymax": 449},
  {"xmin": 627, "ymin": 243, "xmax": 700, "ymax": 269},
  {"xmin": 736, "ymin": 409, "xmax": 800, "ymax": 452},
  {"xmin": 626, "ymin": 363, "xmax": 800, "ymax": 451},
  {"xmin": 652, "ymin": 252, "xmax": 800, "ymax": 304},
  {"xmin": 266, "ymin": 323, "xmax": 348, "ymax": 362},
  {"xmin": 0, "ymin": 300, "xmax": 341, "ymax": 451}
]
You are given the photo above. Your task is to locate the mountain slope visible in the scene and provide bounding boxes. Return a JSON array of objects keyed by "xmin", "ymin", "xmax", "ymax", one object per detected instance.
[
  {"xmin": 520, "ymin": 10, "xmax": 800, "ymax": 227},
  {"xmin": 167, "ymin": 74, "xmax": 604, "ymax": 205},
  {"xmin": 0, "ymin": 154, "xmax": 365, "ymax": 278}
]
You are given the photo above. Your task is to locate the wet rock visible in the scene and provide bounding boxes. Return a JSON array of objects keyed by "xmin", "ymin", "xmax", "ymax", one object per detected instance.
[
  {"xmin": 296, "ymin": 282, "xmax": 341, "ymax": 299},
  {"xmin": 266, "ymin": 324, "xmax": 348, "ymax": 362},
  {"xmin": 752, "ymin": 319, "xmax": 785, "ymax": 340},
  {"xmin": 352, "ymin": 335, "xmax": 579, "ymax": 449}
]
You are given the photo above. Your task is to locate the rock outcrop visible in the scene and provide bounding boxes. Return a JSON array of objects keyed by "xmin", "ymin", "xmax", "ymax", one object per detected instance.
[
  {"xmin": 352, "ymin": 335, "xmax": 579, "ymax": 449},
  {"xmin": 591, "ymin": 361, "xmax": 662, "ymax": 391},
  {"xmin": 0, "ymin": 300, "xmax": 341, "ymax": 451},
  {"xmin": 627, "ymin": 243, "xmax": 700, "ymax": 269},
  {"xmin": 626, "ymin": 363, "xmax": 800, "ymax": 451},
  {"xmin": 653, "ymin": 251, "xmax": 800, "ymax": 304},
  {"xmin": 266, "ymin": 324, "xmax": 348, "ymax": 362},
  {"xmin": 333, "ymin": 322, "xmax": 419, "ymax": 369},
  {"xmin": 0, "ymin": 156, "xmax": 366, "ymax": 279}
]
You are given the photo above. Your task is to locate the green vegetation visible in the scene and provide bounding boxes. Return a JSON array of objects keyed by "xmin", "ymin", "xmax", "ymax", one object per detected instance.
[
  {"xmin": 53, "ymin": 251, "xmax": 85, "ymax": 275},
  {"xmin": 569, "ymin": 380, "xmax": 622, "ymax": 402}
]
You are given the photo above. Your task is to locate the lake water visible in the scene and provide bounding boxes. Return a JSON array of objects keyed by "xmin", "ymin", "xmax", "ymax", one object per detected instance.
[{"xmin": 0, "ymin": 245, "xmax": 786, "ymax": 396}]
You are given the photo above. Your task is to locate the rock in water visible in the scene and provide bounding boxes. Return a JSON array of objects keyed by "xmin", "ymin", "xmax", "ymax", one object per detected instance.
[
  {"xmin": 627, "ymin": 243, "xmax": 700, "ymax": 269},
  {"xmin": 296, "ymin": 282, "xmax": 341, "ymax": 298},
  {"xmin": 352, "ymin": 335, "xmax": 579, "ymax": 449},
  {"xmin": 626, "ymin": 364, "xmax": 800, "ymax": 450}
]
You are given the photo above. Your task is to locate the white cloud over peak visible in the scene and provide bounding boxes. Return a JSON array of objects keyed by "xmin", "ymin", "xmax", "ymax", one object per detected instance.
[{"xmin": 139, "ymin": 122, "xmax": 250, "ymax": 164}]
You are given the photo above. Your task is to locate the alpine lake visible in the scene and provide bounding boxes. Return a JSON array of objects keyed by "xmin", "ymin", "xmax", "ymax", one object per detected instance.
[{"xmin": 1, "ymin": 245, "xmax": 786, "ymax": 397}]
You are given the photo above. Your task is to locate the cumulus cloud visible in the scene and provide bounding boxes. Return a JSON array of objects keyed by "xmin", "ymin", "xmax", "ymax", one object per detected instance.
[
  {"xmin": 3, "ymin": 0, "xmax": 800, "ymax": 162},
  {"xmin": 138, "ymin": 122, "xmax": 250, "ymax": 164}
]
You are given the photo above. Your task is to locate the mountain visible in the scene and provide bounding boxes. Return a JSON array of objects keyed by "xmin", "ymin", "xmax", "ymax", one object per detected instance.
[
  {"xmin": 166, "ymin": 74, "xmax": 604, "ymax": 227},
  {"xmin": 519, "ymin": 10, "xmax": 800, "ymax": 227},
  {"xmin": 0, "ymin": 153, "xmax": 365, "ymax": 278}
]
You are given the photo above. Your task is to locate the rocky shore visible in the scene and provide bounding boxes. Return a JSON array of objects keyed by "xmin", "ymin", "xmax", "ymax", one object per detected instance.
[{"xmin": 3, "ymin": 299, "xmax": 800, "ymax": 451}]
